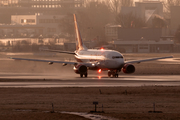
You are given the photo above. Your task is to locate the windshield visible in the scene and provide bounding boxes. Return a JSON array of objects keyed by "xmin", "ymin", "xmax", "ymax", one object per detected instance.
[{"xmin": 112, "ymin": 56, "xmax": 123, "ymax": 59}]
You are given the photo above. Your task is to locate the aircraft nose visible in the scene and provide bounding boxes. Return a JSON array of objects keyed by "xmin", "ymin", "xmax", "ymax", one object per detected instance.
[{"xmin": 117, "ymin": 58, "xmax": 124, "ymax": 66}]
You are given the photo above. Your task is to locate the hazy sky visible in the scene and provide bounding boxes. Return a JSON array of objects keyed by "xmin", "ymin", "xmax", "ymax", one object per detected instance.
[
  {"xmin": 102, "ymin": 0, "xmax": 167, "ymax": 3},
  {"xmin": 134, "ymin": 0, "xmax": 166, "ymax": 2}
]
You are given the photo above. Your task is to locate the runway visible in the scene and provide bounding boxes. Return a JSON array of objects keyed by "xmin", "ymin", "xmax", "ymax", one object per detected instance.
[{"xmin": 0, "ymin": 73, "xmax": 180, "ymax": 88}]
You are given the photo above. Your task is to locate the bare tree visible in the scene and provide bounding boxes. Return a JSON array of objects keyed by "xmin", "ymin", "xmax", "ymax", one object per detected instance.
[
  {"xmin": 164, "ymin": 0, "xmax": 180, "ymax": 12},
  {"xmin": 121, "ymin": 0, "xmax": 134, "ymax": 7},
  {"xmin": 107, "ymin": 0, "xmax": 121, "ymax": 15},
  {"xmin": 107, "ymin": 0, "xmax": 133, "ymax": 15}
]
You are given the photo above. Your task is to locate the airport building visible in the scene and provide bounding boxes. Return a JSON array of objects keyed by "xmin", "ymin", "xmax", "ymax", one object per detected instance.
[
  {"xmin": 105, "ymin": 24, "xmax": 174, "ymax": 53},
  {"xmin": 112, "ymin": 40, "xmax": 174, "ymax": 53},
  {"xmin": 121, "ymin": 1, "xmax": 164, "ymax": 26},
  {"xmin": 0, "ymin": 13, "xmax": 66, "ymax": 38},
  {"xmin": 0, "ymin": 0, "xmax": 84, "ymax": 24},
  {"xmin": 105, "ymin": 1, "xmax": 173, "ymax": 53},
  {"xmin": 0, "ymin": 0, "xmax": 84, "ymax": 8},
  {"xmin": 105, "ymin": 24, "xmax": 162, "ymax": 41}
]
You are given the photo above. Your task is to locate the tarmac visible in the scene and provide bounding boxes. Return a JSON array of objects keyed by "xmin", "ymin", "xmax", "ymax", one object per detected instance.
[{"xmin": 0, "ymin": 73, "xmax": 180, "ymax": 88}]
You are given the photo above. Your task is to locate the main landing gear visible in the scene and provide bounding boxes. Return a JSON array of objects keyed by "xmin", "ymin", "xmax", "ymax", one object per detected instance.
[
  {"xmin": 80, "ymin": 73, "xmax": 88, "ymax": 78},
  {"xmin": 108, "ymin": 70, "xmax": 119, "ymax": 78}
]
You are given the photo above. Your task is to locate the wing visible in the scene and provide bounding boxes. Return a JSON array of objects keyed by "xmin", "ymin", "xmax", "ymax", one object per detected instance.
[
  {"xmin": 125, "ymin": 56, "xmax": 173, "ymax": 64},
  {"xmin": 41, "ymin": 49, "xmax": 75, "ymax": 55},
  {"xmin": 9, "ymin": 57, "xmax": 96, "ymax": 67},
  {"xmin": 10, "ymin": 57, "xmax": 77, "ymax": 64}
]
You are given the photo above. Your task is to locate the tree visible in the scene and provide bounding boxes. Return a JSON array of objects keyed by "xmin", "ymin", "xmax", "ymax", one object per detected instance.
[
  {"xmin": 106, "ymin": 0, "xmax": 133, "ymax": 15},
  {"xmin": 164, "ymin": 0, "xmax": 180, "ymax": 13}
]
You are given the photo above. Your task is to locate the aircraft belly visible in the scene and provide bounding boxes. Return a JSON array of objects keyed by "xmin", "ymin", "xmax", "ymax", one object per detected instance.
[
  {"xmin": 75, "ymin": 56, "xmax": 124, "ymax": 69},
  {"xmin": 102, "ymin": 59, "xmax": 123, "ymax": 69}
]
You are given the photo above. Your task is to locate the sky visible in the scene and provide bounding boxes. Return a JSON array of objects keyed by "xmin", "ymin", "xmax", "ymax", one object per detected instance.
[
  {"xmin": 134, "ymin": 0, "xmax": 163, "ymax": 1},
  {"xmin": 102, "ymin": 0, "xmax": 167, "ymax": 3}
]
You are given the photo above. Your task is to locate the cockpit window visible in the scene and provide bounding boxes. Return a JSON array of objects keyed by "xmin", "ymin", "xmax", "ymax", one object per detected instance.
[{"xmin": 112, "ymin": 56, "xmax": 123, "ymax": 59}]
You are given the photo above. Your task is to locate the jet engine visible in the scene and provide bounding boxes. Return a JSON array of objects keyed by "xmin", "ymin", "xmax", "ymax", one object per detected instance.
[
  {"xmin": 122, "ymin": 64, "xmax": 135, "ymax": 74},
  {"xmin": 73, "ymin": 64, "xmax": 88, "ymax": 74}
]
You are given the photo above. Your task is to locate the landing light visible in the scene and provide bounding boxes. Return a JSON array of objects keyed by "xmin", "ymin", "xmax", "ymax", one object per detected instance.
[
  {"xmin": 100, "ymin": 48, "xmax": 104, "ymax": 51},
  {"xmin": 98, "ymin": 69, "xmax": 101, "ymax": 73}
]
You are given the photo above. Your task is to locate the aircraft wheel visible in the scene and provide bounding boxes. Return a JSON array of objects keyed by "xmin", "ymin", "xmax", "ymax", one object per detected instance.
[
  {"xmin": 84, "ymin": 73, "xmax": 88, "ymax": 77},
  {"xmin": 112, "ymin": 72, "xmax": 116, "ymax": 78},
  {"xmin": 115, "ymin": 74, "xmax": 119, "ymax": 78},
  {"xmin": 80, "ymin": 74, "xmax": 83, "ymax": 78},
  {"xmin": 108, "ymin": 72, "xmax": 111, "ymax": 77}
]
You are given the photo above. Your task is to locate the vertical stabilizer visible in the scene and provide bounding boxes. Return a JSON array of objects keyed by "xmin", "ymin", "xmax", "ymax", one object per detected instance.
[{"xmin": 74, "ymin": 14, "xmax": 87, "ymax": 50}]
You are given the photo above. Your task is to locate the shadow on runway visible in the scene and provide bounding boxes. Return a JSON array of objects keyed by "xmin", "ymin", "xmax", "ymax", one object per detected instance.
[{"xmin": 74, "ymin": 75, "xmax": 134, "ymax": 79}]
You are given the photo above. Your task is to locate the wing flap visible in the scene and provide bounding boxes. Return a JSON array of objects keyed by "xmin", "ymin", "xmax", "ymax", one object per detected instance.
[{"xmin": 125, "ymin": 56, "xmax": 173, "ymax": 64}]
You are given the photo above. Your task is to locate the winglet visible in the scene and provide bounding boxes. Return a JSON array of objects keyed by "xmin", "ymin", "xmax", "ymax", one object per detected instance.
[{"xmin": 73, "ymin": 14, "xmax": 87, "ymax": 51}]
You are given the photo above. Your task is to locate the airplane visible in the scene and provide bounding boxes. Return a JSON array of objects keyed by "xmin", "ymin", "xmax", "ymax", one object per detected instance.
[{"xmin": 10, "ymin": 14, "xmax": 173, "ymax": 78}]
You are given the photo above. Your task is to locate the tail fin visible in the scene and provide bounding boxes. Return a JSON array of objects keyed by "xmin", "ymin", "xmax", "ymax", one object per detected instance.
[{"xmin": 73, "ymin": 14, "xmax": 87, "ymax": 51}]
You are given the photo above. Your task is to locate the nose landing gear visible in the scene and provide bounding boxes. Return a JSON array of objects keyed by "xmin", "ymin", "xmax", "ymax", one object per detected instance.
[{"xmin": 108, "ymin": 70, "xmax": 119, "ymax": 78}]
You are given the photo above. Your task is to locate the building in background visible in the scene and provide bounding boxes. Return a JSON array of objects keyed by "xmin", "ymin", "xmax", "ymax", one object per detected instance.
[
  {"xmin": 105, "ymin": 1, "xmax": 173, "ymax": 53},
  {"xmin": 105, "ymin": 24, "xmax": 121, "ymax": 41},
  {"xmin": 10, "ymin": 13, "xmax": 65, "ymax": 37},
  {"xmin": 105, "ymin": 25, "xmax": 174, "ymax": 53},
  {"xmin": 0, "ymin": 0, "xmax": 84, "ymax": 8},
  {"xmin": 0, "ymin": 0, "xmax": 84, "ymax": 24},
  {"xmin": 170, "ymin": 6, "xmax": 180, "ymax": 34},
  {"xmin": 112, "ymin": 40, "xmax": 174, "ymax": 53},
  {"xmin": 121, "ymin": 1, "xmax": 163, "ymax": 26}
]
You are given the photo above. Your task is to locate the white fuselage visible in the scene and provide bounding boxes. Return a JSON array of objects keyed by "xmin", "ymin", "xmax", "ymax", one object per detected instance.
[{"xmin": 74, "ymin": 49, "xmax": 125, "ymax": 70}]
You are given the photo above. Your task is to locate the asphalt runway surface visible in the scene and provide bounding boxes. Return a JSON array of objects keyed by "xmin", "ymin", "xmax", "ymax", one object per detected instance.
[{"xmin": 0, "ymin": 73, "xmax": 180, "ymax": 88}]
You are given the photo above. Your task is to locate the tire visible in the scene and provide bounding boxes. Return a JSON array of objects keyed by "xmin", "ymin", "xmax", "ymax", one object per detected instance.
[
  {"xmin": 84, "ymin": 73, "xmax": 88, "ymax": 77},
  {"xmin": 113, "ymin": 74, "xmax": 116, "ymax": 78},
  {"xmin": 108, "ymin": 72, "xmax": 111, "ymax": 77},
  {"xmin": 80, "ymin": 74, "xmax": 83, "ymax": 78},
  {"xmin": 116, "ymin": 74, "xmax": 119, "ymax": 78}
]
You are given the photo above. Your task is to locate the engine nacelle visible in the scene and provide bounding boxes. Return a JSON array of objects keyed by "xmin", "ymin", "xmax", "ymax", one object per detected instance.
[
  {"xmin": 122, "ymin": 64, "xmax": 135, "ymax": 74},
  {"xmin": 73, "ymin": 64, "xmax": 88, "ymax": 74}
]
